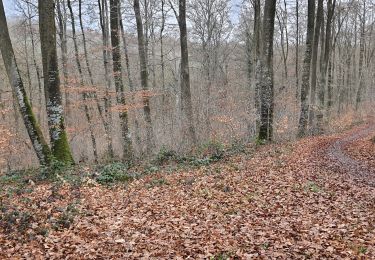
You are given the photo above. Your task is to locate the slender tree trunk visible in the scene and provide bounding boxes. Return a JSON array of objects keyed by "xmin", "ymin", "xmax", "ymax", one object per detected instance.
[
  {"xmin": 67, "ymin": 0, "xmax": 98, "ymax": 163},
  {"xmin": 24, "ymin": 29, "xmax": 33, "ymax": 106},
  {"xmin": 134, "ymin": 0, "xmax": 155, "ymax": 154},
  {"xmin": 27, "ymin": 3, "xmax": 43, "ymax": 122},
  {"xmin": 256, "ymin": 0, "xmax": 276, "ymax": 141},
  {"xmin": 79, "ymin": 0, "xmax": 111, "ymax": 159},
  {"xmin": 160, "ymin": 0, "xmax": 166, "ymax": 135},
  {"xmin": 98, "ymin": 0, "xmax": 114, "ymax": 158},
  {"xmin": 170, "ymin": 0, "xmax": 197, "ymax": 148},
  {"xmin": 56, "ymin": 0, "xmax": 69, "ymax": 109},
  {"xmin": 308, "ymin": 0, "xmax": 323, "ymax": 130},
  {"xmin": 295, "ymin": 0, "xmax": 299, "ymax": 101},
  {"xmin": 0, "ymin": 0, "xmax": 52, "ymax": 165},
  {"xmin": 253, "ymin": 0, "xmax": 261, "ymax": 132},
  {"xmin": 38, "ymin": 0, "xmax": 74, "ymax": 164},
  {"xmin": 298, "ymin": 0, "xmax": 315, "ymax": 137},
  {"xmin": 317, "ymin": 0, "xmax": 336, "ymax": 132},
  {"xmin": 355, "ymin": 2, "xmax": 366, "ymax": 111},
  {"xmin": 110, "ymin": 0, "xmax": 133, "ymax": 160},
  {"xmin": 78, "ymin": 0, "xmax": 94, "ymax": 86}
]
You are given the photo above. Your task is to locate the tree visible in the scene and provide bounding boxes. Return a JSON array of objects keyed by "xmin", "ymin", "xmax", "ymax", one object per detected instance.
[
  {"xmin": 0, "ymin": 0, "xmax": 52, "ymax": 165},
  {"xmin": 298, "ymin": 0, "xmax": 315, "ymax": 137},
  {"xmin": 98, "ymin": 0, "xmax": 115, "ymax": 158},
  {"xmin": 170, "ymin": 0, "xmax": 197, "ymax": 148},
  {"xmin": 256, "ymin": 0, "xmax": 277, "ymax": 141},
  {"xmin": 109, "ymin": 0, "xmax": 133, "ymax": 160},
  {"xmin": 133, "ymin": 0, "xmax": 155, "ymax": 154},
  {"xmin": 316, "ymin": 0, "xmax": 336, "ymax": 132},
  {"xmin": 189, "ymin": 0, "xmax": 232, "ymax": 132},
  {"xmin": 38, "ymin": 0, "xmax": 74, "ymax": 163},
  {"xmin": 308, "ymin": 0, "xmax": 323, "ymax": 130}
]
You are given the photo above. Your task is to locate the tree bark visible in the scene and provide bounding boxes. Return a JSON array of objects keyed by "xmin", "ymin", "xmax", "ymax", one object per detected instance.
[
  {"xmin": 0, "ymin": 0, "xmax": 52, "ymax": 165},
  {"xmin": 67, "ymin": 0, "xmax": 99, "ymax": 163},
  {"xmin": 38, "ymin": 0, "xmax": 74, "ymax": 164},
  {"xmin": 98, "ymin": 0, "xmax": 114, "ymax": 158},
  {"xmin": 176, "ymin": 0, "xmax": 197, "ymax": 147},
  {"xmin": 308, "ymin": 0, "xmax": 323, "ymax": 130},
  {"xmin": 316, "ymin": 0, "xmax": 336, "ymax": 132},
  {"xmin": 297, "ymin": 0, "xmax": 315, "ymax": 137},
  {"xmin": 256, "ymin": 0, "xmax": 276, "ymax": 141},
  {"xmin": 355, "ymin": 2, "xmax": 366, "ymax": 111},
  {"xmin": 134, "ymin": 0, "xmax": 155, "ymax": 154},
  {"xmin": 110, "ymin": 0, "xmax": 133, "ymax": 160},
  {"xmin": 56, "ymin": 0, "xmax": 69, "ymax": 110}
]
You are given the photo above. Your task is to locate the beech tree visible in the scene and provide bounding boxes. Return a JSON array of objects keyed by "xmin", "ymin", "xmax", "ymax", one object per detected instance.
[
  {"xmin": 133, "ymin": 0, "xmax": 155, "ymax": 154},
  {"xmin": 256, "ymin": 0, "xmax": 277, "ymax": 141},
  {"xmin": 109, "ymin": 0, "xmax": 133, "ymax": 160},
  {"xmin": 298, "ymin": 0, "xmax": 315, "ymax": 137},
  {"xmin": 170, "ymin": 0, "xmax": 197, "ymax": 147},
  {"xmin": 0, "ymin": 0, "xmax": 51, "ymax": 165},
  {"xmin": 38, "ymin": 0, "xmax": 73, "ymax": 163}
]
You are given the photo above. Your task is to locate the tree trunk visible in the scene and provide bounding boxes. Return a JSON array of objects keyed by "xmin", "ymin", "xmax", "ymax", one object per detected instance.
[
  {"xmin": 254, "ymin": 0, "xmax": 261, "ymax": 132},
  {"xmin": 67, "ymin": 0, "xmax": 99, "ymax": 163},
  {"xmin": 308, "ymin": 0, "xmax": 323, "ymax": 131},
  {"xmin": 110, "ymin": 0, "xmax": 133, "ymax": 160},
  {"xmin": 38, "ymin": 0, "xmax": 74, "ymax": 164},
  {"xmin": 355, "ymin": 2, "xmax": 365, "ymax": 111},
  {"xmin": 177, "ymin": 0, "xmax": 197, "ymax": 147},
  {"xmin": 98, "ymin": 0, "xmax": 114, "ymax": 158},
  {"xmin": 133, "ymin": 0, "xmax": 155, "ymax": 154},
  {"xmin": 316, "ymin": 0, "xmax": 336, "ymax": 132},
  {"xmin": 256, "ymin": 0, "xmax": 276, "ymax": 141},
  {"xmin": 56, "ymin": 0, "xmax": 69, "ymax": 110},
  {"xmin": 295, "ymin": 0, "xmax": 299, "ymax": 101},
  {"xmin": 297, "ymin": 0, "xmax": 315, "ymax": 137},
  {"xmin": 0, "ymin": 0, "xmax": 52, "ymax": 165},
  {"xmin": 27, "ymin": 2, "xmax": 43, "ymax": 123}
]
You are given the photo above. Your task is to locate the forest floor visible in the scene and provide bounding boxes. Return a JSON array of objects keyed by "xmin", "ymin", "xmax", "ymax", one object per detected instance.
[{"xmin": 0, "ymin": 122, "xmax": 374, "ymax": 259}]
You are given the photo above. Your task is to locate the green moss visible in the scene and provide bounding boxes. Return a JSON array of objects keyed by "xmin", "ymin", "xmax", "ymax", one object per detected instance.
[
  {"xmin": 24, "ymin": 95, "xmax": 52, "ymax": 164},
  {"xmin": 52, "ymin": 130, "xmax": 74, "ymax": 165}
]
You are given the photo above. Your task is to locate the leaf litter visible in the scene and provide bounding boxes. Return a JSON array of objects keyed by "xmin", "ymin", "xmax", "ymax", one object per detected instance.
[{"xmin": 1, "ymin": 124, "xmax": 374, "ymax": 259}]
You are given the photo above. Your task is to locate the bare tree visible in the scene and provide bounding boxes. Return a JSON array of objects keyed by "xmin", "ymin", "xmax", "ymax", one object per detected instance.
[
  {"xmin": 133, "ymin": 0, "xmax": 155, "ymax": 154},
  {"xmin": 298, "ymin": 0, "xmax": 315, "ymax": 137},
  {"xmin": 110, "ymin": 0, "xmax": 133, "ymax": 160},
  {"xmin": 0, "ymin": 0, "xmax": 51, "ymax": 165},
  {"xmin": 256, "ymin": 0, "xmax": 276, "ymax": 141},
  {"xmin": 170, "ymin": 0, "xmax": 197, "ymax": 147}
]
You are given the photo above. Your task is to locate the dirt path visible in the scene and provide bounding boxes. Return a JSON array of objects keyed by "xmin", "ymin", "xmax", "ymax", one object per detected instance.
[
  {"xmin": 326, "ymin": 123, "xmax": 375, "ymax": 187},
  {"xmin": 1, "ymin": 124, "xmax": 375, "ymax": 259}
]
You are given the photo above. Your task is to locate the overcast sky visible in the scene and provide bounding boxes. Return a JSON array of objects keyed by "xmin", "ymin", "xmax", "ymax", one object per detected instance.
[{"xmin": 3, "ymin": 0, "xmax": 242, "ymax": 24}]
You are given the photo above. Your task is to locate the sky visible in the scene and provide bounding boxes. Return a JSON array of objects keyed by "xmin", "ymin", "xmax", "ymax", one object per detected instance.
[
  {"xmin": 3, "ymin": 0, "xmax": 242, "ymax": 24},
  {"xmin": 3, "ymin": 0, "xmax": 12, "ymax": 13}
]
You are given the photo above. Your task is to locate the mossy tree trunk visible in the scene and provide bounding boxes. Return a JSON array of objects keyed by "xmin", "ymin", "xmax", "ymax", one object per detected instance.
[
  {"xmin": 0, "ymin": 0, "xmax": 52, "ymax": 165},
  {"xmin": 38, "ymin": 0, "xmax": 74, "ymax": 164}
]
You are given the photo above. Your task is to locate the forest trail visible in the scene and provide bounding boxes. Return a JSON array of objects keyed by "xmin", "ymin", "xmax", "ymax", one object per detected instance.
[
  {"xmin": 1, "ymin": 123, "xmax": 375, "ymax": 259},
  {"xmin": 326, "ymin": 123, "xmax": 375, "ymax": 187}
]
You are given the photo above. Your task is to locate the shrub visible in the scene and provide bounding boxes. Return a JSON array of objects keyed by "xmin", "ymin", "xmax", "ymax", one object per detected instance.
[
  {"xmin": 96, "ymin": 163, "xmax": 132, "ymax": 185},
  {"xmin": 199, "ymin": 140, "xmax": 225, "ymax": 161},
  {"xmin": 154, "ymin": 147, "xmax": 178, "ymax": 165}
]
